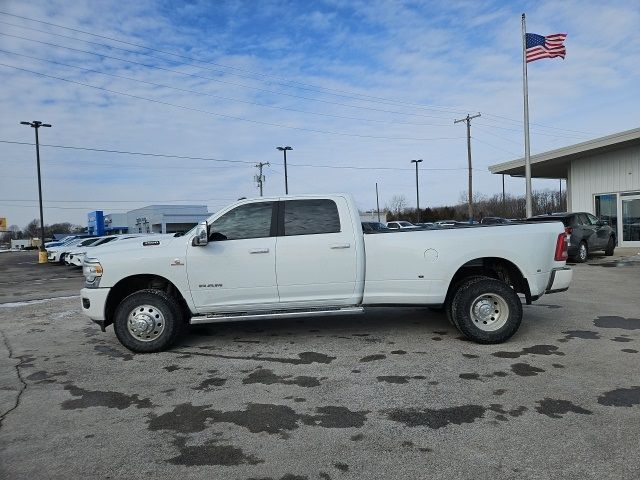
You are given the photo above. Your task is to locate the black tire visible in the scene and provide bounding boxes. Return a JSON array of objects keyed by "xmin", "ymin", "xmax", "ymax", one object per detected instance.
[
  {"xmin": 113, "ymin": 289, "xmax": 184, "ymax": 353},
  {"xmin": 444, "ymin": 275, "xmax": 488, "ymax": 327},
  {"xmin": 59, "ymin": 253, "xmax": 66, "ymax": 265},
  {"xmin": 451, "ymin": 277, "xmax": 522, "ymax": 344},
  {"xmin": 574, "ymin": 241, "xmax": 588, "ymax": 263},
  {"xmin": 604, "ymin": 236, "xmax": 615, "ymax": 256}
]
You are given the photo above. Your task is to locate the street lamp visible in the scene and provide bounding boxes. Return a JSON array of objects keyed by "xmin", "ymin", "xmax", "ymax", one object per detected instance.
[
  {"xmin": 410, "ymin": 159, "xmax": 423, "ymax": 223},
  {"xmin": 276, "ymin": 146, "xmax": 293, "ymax": 194},
  {"xmin": 21, "ymin": 120, "xmax": 52, "ymax": 263}
]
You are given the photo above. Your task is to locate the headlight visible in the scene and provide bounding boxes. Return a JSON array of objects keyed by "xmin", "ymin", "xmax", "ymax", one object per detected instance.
[{"xmin": 83, "ymin": 258, "xmax": 103, "ymax": 288}]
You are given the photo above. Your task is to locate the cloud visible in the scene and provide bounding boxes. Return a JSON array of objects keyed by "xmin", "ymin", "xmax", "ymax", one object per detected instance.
[{"xmin": 0, "ymin": 0, "xmax": 638, "ymax": 227}]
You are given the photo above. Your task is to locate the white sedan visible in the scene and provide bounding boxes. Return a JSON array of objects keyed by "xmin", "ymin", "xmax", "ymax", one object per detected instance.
[
  {"xmin": 47, "ymin": 237, "xmax": 98, "ymax": 264},
  {"xmin": 386, "ymin": 221, "xmax": 419, "ymax": 230},
  {"xmin": 67, "ymin": 235, "xmax": 145, "ymax": 267}
]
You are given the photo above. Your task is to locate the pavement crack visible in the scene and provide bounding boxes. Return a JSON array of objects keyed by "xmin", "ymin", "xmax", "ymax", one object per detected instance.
[{"xmin": 0, "ymin": 330, "xmax": 28, "ymax": 429}]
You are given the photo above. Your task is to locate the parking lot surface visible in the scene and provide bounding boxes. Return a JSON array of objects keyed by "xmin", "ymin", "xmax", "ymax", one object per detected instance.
[{"xmin": 1, "ymin": 250, "xmax": 639, "ymax": 479}]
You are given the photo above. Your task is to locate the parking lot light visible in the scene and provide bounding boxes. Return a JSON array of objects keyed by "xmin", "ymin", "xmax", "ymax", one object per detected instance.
[{"xmin": 21, "ymin": 120, "xmax": 52, "ymax": 264}]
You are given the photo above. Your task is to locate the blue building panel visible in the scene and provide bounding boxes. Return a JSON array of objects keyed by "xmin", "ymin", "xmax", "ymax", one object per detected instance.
[{"xmin": 87, "ymin": 211, "xmax": 105, "ymax": 236}]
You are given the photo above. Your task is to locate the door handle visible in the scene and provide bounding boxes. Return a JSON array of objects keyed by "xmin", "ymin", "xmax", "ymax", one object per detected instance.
[
  {"xmin": 249, "ymin": 248, "xmax": 270, "ymax": 254},
  {"xmin": 330, "ymin": 243, "xmax": 351, "ymax": 249}
]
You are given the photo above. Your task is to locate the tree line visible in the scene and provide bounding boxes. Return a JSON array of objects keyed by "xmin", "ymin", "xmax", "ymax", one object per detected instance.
[
  {"xmin": 1, "ymin": 219, "xmax": 86, "ymax": 243},
  {"xmin": 384, "ymin": 188, "xmax": 567, "ymax": 223}
]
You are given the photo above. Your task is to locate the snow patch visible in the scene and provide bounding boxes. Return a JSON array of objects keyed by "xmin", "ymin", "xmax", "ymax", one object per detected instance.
[{"xmin": 0, "ymin": 295, "xmax": 79, "ymax": 308}]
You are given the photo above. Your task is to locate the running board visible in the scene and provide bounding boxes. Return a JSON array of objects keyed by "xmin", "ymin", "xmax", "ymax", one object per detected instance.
[{"xmin": 190, "ymin": 306, "xmax": 364, "ymax": 325}]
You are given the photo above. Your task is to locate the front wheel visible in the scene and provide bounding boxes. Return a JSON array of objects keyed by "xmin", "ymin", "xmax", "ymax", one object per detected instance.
[
  {"xmin": 451, "ymin": 277, "xmax": 522, "ymax": 344},
  {"xmin": 113, "ymin": 289, "xmax": 184, "ymax": 353}
]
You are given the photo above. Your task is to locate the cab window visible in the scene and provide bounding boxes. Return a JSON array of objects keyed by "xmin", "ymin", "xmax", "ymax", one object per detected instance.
[
  {"xmin": 283, "ymin": 199, "xmax": 340, "ymax": 236},
  {"xmin": 210, "ymin": 202, "xmax": 274, "ymax": 240}
]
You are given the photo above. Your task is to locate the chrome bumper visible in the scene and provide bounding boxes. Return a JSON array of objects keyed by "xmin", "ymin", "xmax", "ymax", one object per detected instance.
[{"xmin": 546, "ymin": 267, "xmax": 572, "ymax": 294}]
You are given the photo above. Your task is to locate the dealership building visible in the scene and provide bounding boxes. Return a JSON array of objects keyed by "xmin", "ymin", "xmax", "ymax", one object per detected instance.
[
  {"xmin": 489, "ymin": 127, "xmax": 640, "ymax": 248},
  {"xmin": 88, "ymin": 205, "xmax": 210, "ymax": 235}
]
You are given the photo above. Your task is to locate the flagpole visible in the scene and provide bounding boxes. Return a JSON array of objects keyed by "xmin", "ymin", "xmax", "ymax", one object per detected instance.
[{"xmin": 522, "ymin": 13, "xmax": 533, "ymax": 218}]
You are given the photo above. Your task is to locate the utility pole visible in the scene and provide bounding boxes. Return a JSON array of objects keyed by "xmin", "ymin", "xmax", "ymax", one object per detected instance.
[
  {"xmin": 410, "ymin": 159, "xmax": 423, "ymax": 223},
  {"xmin": 276, "ymin": 146, "xmax": 292, "ymax": 194},
  {"xmin": 502, "ymin": 174, "xmax": 506, "ymax": 207},
  {"xmin": 375, "ymin": 182, "xmax": 381, "ymax": 223},
  {"xmin": 254, "ymin": 162, "xmax": 269, "ymax": 197},
  {"xmin": 454, "ymin": 113, "xmax": 481, "ymax": 222},
  {"xmin": 20, "ymin": 120, "xmax": 52, "ymax": 263},
  {"xmin": 559, "ymin": 179, "xmax": 562, "ymax": 211}
]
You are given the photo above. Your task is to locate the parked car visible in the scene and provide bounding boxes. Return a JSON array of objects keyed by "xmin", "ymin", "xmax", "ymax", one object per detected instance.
[
  {"xmin": 45, "ymin": 234, "xmax": 91, "ymax": 248},
  {"xmin": 361, "ymin": 222, "xmax": 389, "ymax": 233},
  {"xmin": 386, "ymin": 221, "xmax": 419, "ymax": 230},
  {"xmin": 415, "ymin": 222, "xmax": 436, "ymax": 229},
  {"xmin": 434, "ymin": 220, "xmax": 463, "ymax": 227},
  {"xmin": 81, "ymin": 193, "xmax": 572, "ymax": 353},
  {"xmin": 481, "ymin": 217, "xmax": 511, "ymax": 225},
  {"xmin": 68, "ymin": 235, "xmax": 145, "ymax": 266},
  {"xmin": 47, "ymin": 237, "xmax": 98, "ymax": 264},
  {"xmin": 528, "ymin": 212, "xmax": 615, "ymax": 262}
]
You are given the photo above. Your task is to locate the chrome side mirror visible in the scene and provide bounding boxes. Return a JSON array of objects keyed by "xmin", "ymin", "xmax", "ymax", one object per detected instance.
[{"xmin": 192, "ymin": 221, "xmax": 208, "ymax": 246}]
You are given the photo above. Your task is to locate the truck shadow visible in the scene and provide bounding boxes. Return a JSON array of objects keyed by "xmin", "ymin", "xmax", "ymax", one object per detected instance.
[{"xmin": 178, "ymin": 307, "xmax": 455, "ymax": 349}]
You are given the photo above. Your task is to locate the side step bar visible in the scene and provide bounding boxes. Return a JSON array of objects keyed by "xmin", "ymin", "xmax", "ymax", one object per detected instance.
[{"xmin": 190, "ymin": 306, "xmax": 364, "ymax": 325}]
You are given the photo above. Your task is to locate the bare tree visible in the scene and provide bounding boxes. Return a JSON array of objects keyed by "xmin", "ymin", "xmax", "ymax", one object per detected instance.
[
  {"xmin": 386, "ymin": 195, "xmax": 407, "ymax": 217},
  {"xmin": 23, "ymin": 219, "xmax": 40, "ymax": 239}
]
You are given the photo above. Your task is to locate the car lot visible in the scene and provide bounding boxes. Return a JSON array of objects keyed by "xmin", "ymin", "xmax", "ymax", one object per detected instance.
[{"xmin": 1, "ymin": 249, "xmax": 639, "ymax": 479}]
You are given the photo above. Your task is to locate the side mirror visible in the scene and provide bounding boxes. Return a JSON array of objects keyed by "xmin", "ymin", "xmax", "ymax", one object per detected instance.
[
  {"xmin": 192, "ymin": 221, "xmax": 208, "ymax": 246},
  {"xmin": 597, "ymin": 220, "xmax": 608, "ymax": 227}
]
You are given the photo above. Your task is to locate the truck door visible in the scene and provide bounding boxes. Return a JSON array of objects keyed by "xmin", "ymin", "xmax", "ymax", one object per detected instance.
[
  {"xmin": 186, "ymin": 201, "xmax": 278, "ymax": 312},
  {"xmin": 275, "ymin": 198, "xmax": 358, "ymax": 305}
]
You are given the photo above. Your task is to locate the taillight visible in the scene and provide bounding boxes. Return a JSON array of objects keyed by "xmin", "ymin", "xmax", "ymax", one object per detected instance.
[
  {"xmin": 565, "ymin": 226, "xmax": 573, "ymax": 235},
  {"xmin": 555, "ymin": 233, "xmax": 568, "ymax": 261}
]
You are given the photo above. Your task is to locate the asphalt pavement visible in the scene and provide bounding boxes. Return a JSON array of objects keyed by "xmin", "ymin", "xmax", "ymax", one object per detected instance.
[{"xmin": 0, "ymin": 249, "xmax": 639, "ymax": 479}]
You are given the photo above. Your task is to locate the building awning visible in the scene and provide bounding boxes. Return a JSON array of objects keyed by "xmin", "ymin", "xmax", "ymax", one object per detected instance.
[{"xmin": 488, "ymin": 127, "xmax": 640, "ymax": 179}]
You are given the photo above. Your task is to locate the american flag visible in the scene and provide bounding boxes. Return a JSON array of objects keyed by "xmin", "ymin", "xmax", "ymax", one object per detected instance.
[{"xmin": 525, "ymin": 33, "xmax": 567, "ymax": 62}]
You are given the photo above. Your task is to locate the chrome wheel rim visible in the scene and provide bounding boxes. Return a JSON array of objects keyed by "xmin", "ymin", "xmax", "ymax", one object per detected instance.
[
  {"xmin": 470, "ymin": 293, "xmax": 509, "ymax": 332},
  {"xmin": 127, "ymin": 304, "xmax": 165, "ymax": 342},
  {"xmin": 579, "ymin": 244, "xmax": 587, "ymax": 260}
]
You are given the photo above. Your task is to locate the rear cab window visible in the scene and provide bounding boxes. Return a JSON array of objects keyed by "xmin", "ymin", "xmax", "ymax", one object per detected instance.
[{"xmin": 283, "ymin": 199, "xmax": 340, "ymax": 236}]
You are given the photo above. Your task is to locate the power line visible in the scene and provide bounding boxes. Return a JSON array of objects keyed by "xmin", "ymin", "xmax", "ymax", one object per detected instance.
[
  {"xmin": 0, "ymin": 139, "xmax": 475, "ymax": 171},
  {"xmin": 0, "ymin": 12, "xmax": 471, "ymax": 115},
  {"xmin": 0, "ymin": 198, "xmax": 236, "ymax": 203},
  {"xmin": 0, "ymin": 62, "xmax": 465, "ymax": 142},
  {"xmin": 0, "ymin": 32, "xmax": 460, "ymax": 122},
  {"xmin": 0, "ymin": 48, "xmax": 452, "ymax": 128},
  {"xmin": 0, "ymin": 12, "xmax": 598, "ymax": 135}
]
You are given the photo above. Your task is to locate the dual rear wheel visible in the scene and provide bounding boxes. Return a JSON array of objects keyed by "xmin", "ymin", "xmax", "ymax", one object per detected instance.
[{"xmin": 446, "ymin": 276, "xmax": 523, "ymax": 344}]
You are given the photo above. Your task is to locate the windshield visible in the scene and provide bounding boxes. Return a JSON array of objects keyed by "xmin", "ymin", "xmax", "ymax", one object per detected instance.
[
  {"xmin": 77, "ymin": 238, "xmax": 99, "ymax": 247},
  {"xmin": 399, "ymin": 221, "xmax": 413, "ymax": 227}
]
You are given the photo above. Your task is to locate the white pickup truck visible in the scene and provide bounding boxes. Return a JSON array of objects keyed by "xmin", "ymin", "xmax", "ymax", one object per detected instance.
[{"xmin": 80, "ymin": 194, "xmax": 572, "ymax": 352}]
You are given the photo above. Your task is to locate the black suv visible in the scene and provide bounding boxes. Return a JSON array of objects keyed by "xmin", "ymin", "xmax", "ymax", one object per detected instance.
[{"xmin": 528, "ymin": 212, "xmax": 616, "ymax": 262}]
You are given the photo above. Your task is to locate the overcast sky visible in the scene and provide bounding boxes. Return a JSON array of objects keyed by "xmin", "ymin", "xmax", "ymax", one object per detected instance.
[{"xmin": 1, "ymin": 0, "xmax": 638, "ymax": 228}]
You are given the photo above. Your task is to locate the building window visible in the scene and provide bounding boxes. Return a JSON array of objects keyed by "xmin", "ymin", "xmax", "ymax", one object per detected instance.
[{"xmin": 594, "ymin": 194, "xmax": 617, "ymax": 238}]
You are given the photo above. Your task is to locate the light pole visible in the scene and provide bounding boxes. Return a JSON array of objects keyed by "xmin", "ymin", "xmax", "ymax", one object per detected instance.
[
  {"xmin": 410, "ymin": 159, "xmax": 423, "ymax": 223},
  {"xmin": 21, "ymin": 120, "xmax": 52, "ymax": 263},
  {"xmin": 276, "ymin": 146, "xmax": 292, "ymax": 194}
]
